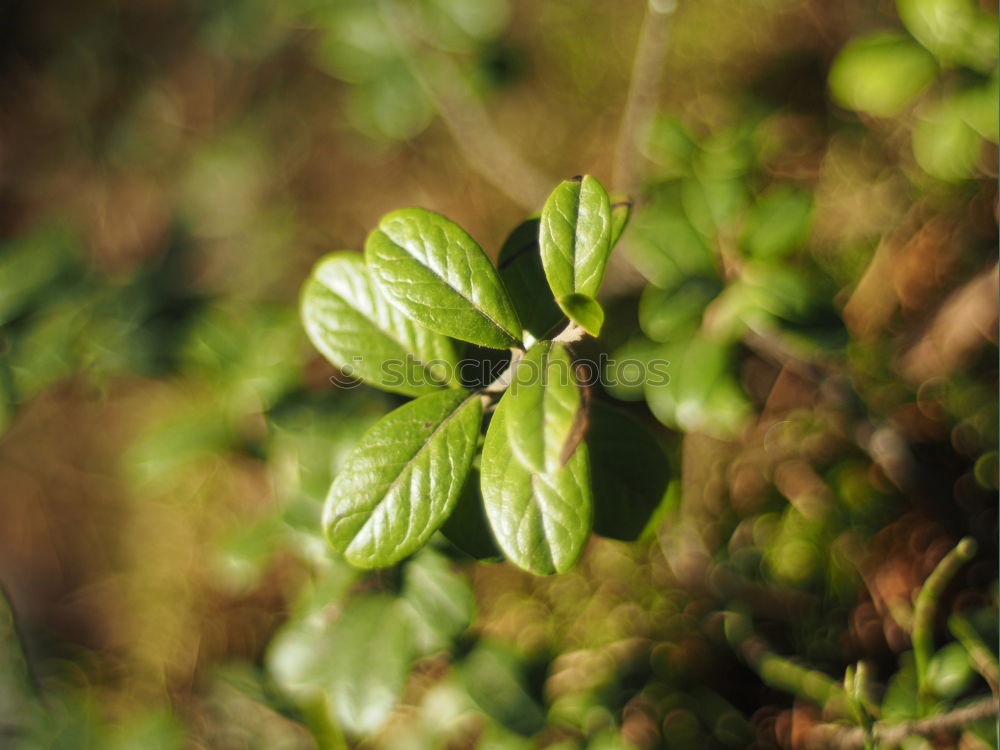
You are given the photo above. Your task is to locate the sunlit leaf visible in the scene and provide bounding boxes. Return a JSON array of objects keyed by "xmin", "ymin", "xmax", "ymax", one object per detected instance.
[
  {"xmin": 540, "ymin": 175, "xmax": 613, "ymax": 300},
  {"xmin": 480, "ymin": 393, "xmax": 592, "ymax": 575},
  {"xmin": 366, "ymin": 208, "xmax": 522, "ymax": 348},
  {"xmin": 507, "ymin": 341, "xmax": 583, "ymax": 474},
  {"xmin": 324, "ymin": 388, "xmax": 483, "ymax": 567},
  {"xmin": 301, "ymin": 252, "xmax": 459, "ymax": 396}
]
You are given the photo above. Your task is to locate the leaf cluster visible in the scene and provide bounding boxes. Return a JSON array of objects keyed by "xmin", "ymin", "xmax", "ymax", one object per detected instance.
[{"xmin": 301, "ymin": 175, "xmax": 667, "ymax": 575}]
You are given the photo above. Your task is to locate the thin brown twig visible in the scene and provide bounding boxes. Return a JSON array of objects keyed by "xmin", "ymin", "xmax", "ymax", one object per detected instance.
[
  {"xmin": 378, "ymin": 0, "xmax": 551, "ymax": 212},
  {"xmin": 806, "ymin": 696, "xmax": 998, "ymax": 749}
]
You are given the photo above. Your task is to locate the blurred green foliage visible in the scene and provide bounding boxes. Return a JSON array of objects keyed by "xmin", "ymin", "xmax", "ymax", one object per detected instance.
[{"xmin": 0, "ymin": 0, "xmax": 996, "ymax": 748}]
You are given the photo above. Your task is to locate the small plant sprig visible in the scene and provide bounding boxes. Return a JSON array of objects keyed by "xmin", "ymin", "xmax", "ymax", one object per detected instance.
[{"xmin": 300, "ymin": 175, "xmax": 659, "ymax": 575}]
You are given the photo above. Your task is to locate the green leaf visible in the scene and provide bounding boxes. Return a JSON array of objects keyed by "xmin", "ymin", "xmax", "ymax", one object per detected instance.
[
  {"xmin": 440, "ymin": 469, "xmax": 503, "ymax": 560},
  {"xmin": 366, "ymin": 208, "xmax": 522, "ymax": 349},
  {"xmin": 558, "ymin": 294, "xmax": 605, "ymax": 337},
  {"xmin": 829, "ymin": 32, "xmax": 937, "ymax": 117},
  {"xmin": 609, "ymin": 195, "xmax": 632, "ymax": 248},
  {"xmin": 926, "ymin": 641, "xmax": 974, "ymax": 699},
  {"xmin": 882, "ymin": 651, "xmax": 919, "ymax": 721},
  {"xmin": 322, "ymin": 595, "xmax": 413, "ymax": 735},
  {"xmin": 480, "ymin": 392, "xmax": 592, "ymax": 575},
  {"xmin": 324, "ymin": 388, "xmax": 483, "ymax": 567},
  {"xmin": 644, "ymin": 116, "xmax": 698, "ymax": 177},
  {"xmin": 402, "ymin": 547, "xmax": 475, "ymax": 654},
  {"xmin": 644, "ymin": 337, "xmax": 749, "ymax": 437},
  {"xmin": 497, "ymin": 218, "xmax": 565, "ymax": 340},
  {"xmin": 626, "ymin": 199, "xmax": 718, "ymax": 288},
  {"xmin": 639, "ymin": 275, "xmax": 722, "ymax": 343},
  {"xmin": 507, "ymin": 341, "xmax": 583, "ymax": 474},
  {"xmin": 461, "ymin": 641, "xmax": 547, "ymax": 735},
  {"xmin": 301, "ymin": 252, "xmax": 459, "ymax": 396},
  {"xmin": 540, "ymin": 175, "xmax": 613, "ymax": 300},
  {"xmin": 740, "ymin": 187, "xmax": 813, "ymax": 260},
  {"xmin": 589, "ymin": 402, "xmax": 671, "ymax": 541}
]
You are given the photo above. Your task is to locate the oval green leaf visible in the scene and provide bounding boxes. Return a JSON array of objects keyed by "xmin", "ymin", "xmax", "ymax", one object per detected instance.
[
  {"xmin": 320, "ymin": 595, "xmax": 413, "ymax": 735},
  {"xmin": 301, "ymin": 252, "xmax": 459, "ymax": 396},
  {"xmin": 507, "ymin": 341, "xmax": 583, "ymax": 474},
  {"xmin": 324, "ymin": 388, "xmax": 483, "ymax": 568},
  {"xmin": 540, "ymin": 175, "xmax": 613, "ymax": 300},
  {"xmin": 366, "ymin": 208, "xmax": 522, "ymax": 349},
  {"xmin": 480, "ymin": 393, "xmax": 592, "ymax": 575}
]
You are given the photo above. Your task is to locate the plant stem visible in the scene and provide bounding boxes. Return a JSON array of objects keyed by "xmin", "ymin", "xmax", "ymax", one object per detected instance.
[
  {"xmin": 483, "ymin": 347, "xmax": 525, "ymax": 395},
  {"xmin": 378, "ymin": 0, "xmax": 551, "ymax": 211},
  {"xmin": 612, "ymin": 0, "xmax": 679, "ymax": 196},
  {"xmin": 806, "ymin": 695, "xmax": 998, "ymax": 749},
  {"xmin": 912, "ymin": 536, "xmax": 978, "ymax": 712},
  {"xmin": 949, "ymin": 612, "xmax": 999, "ymax": 696},
  {"xmin": 724, "ymin": 611, "xmax": 851, "ymax": 719}
]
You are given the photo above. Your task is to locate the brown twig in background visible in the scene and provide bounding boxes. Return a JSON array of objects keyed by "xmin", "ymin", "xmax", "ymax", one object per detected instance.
[
  {"xmin": 805, "ymin": 696, "xmax": 998, "ymax": 749},
  {"xmin": 612, "ymin": 0, "xmax": 679, "ymax": 197},
  {"xmin": 379, "ymin": 0, "xmax": 552, "ymax": 212}
]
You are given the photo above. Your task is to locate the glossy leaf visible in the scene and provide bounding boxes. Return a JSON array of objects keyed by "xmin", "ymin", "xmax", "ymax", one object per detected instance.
[
  {"xmin": 507, "ymin": 341, "xmax": 583, "ymax": 474},
  {"xmin": 539, "ymin": 175, "xmax": 613, "ymax": 300},
  {"xmin": 497, "ymin": 218, "xmax": 564, "ymax": 340},
  {"xmin": 366, "ymin": 207, "xmax": 522, "ymax": 348},
  {"xmin": 557, "ymin": 293, "xmax": 604, "ymax": 337},
  {"xmin": 480, "ymin": 393, "xmax": 592, "ymax": 575},
  {"xmin": 301, "ymin": 252, "xmax": 458, "ymax": 396},
  {"xmin": 589, "ymin": 402, "xmax": 671, "ymax": 541},
  {"xmin": 323, "ymin": 388, "xmax": 483, "ymax": 567}
]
